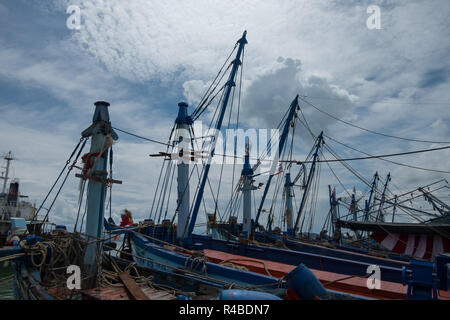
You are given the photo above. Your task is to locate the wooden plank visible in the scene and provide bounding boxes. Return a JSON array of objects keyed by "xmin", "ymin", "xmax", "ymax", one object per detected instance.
[
  {"xmin": 118, "ymin": 272, "xmax": 150, "ymax": 300},
  {"xmin": 75, "ymin": 173, "xmax": 122, "ymax": 185}
]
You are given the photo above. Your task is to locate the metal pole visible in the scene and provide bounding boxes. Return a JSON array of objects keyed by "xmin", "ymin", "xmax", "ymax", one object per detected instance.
[
  {"xmin": 81, "ymin": 101, "xmax": 118, "ymax": 288},
  {"xmin": 392, "ymin": 195, "xmax": 398, "ymax": 222},
  {"xmin": 241, "ymin": 147, "xmax": 256, "ymax": 238},
  {"xmin": 364, "ymin": 172, "xmax": 378, "ymax": 222},
  {"xmin": 1, "ymin": 151, "xmax": 13, "ymax": 194},
  {"xmin": 284, "ymin": 173, "xmax": 294, "ymax": 235},
  {"xmin": 254, "ymin": 95, "xmax": 299, "ymax": 232},
  {"xmin": 175, "ymin": 102, "xmax": 191, "ymax": 240},
  {"xmin": 293, "ymin": 132, "xmax": 324, "ymax": 235},
  {"xmin": 184, "ymin": 31, "xmax": 248, "ymax": 246},
  {"xmin": 376, "ymin": 173, "xmax": 391, "ymax": 221}
]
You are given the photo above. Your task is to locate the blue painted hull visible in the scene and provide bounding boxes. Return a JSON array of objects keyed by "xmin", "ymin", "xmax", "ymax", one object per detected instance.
[
  {"xmin": 255, "ymin": 231, "xmax": 411, "ymax": 266},
  {"xmin": 255, "ymin": 231, "xmax": 410, "ymax": 262},
  {"xmin": 107, "ymin": 221, "xmax": 407, "ymax": 285},
  {"xmin": 130, "ymin": 232, "xmax": 281, "ymax": 289},
  {"xmin": 122, "ymin": 219, "xmax": 408, "ymax": 284},
  {"xmin": 129, "ymin": 233, "xmax": 374, "ymax": 300},
  {"xmin": 190, "ymin": 233, "xmax": 407, "ymax": 284},
  {"xmin": 12, "ymin": 260, "xmax": 54, "ymax": 300}
]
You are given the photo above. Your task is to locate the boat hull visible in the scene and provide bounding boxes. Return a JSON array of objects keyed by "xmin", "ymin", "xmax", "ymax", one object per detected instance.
[
  {"xmin": 191, "ymin": 233, "xmax": 407, "ymax": 284},
  {"xmin": 130, "ymin": 232, "xmax": 281, "ymax": 289}
]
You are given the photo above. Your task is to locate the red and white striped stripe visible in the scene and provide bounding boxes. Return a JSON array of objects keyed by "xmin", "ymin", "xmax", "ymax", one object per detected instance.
[{"xmin": 371, "ymin": 233, "xmax": 450, "ymax": 260}]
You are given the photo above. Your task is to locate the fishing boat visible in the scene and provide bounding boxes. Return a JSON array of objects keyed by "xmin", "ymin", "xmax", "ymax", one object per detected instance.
[
  {"xmin": 3, "ymin": 98, "xmax": 363, "ymax": 301},
  {"xmin": 4, "ymin": 101, "xmax": 281, "ymax": 300},
  {"xmin": 0, "ymin": 152, "xmax": 41, "ymax": 247},
  {"xmin": 334, "ymin": 177, "xmax": 450, "ymax": 260},
  {"xmin": 103, "ymin": 31, "xmax": 449, "ymax": 300},
  {"xmin": 3, "ymin": 29, "xmax": 448, "ymax": 301}
]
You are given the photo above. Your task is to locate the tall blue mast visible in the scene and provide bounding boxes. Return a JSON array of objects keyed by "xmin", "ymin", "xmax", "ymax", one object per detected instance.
[
  {"xmin": 376, "ymin": 172, "xmax": 391, "ymax": 222},
  {"xmin": 253, "ymin": 95, "xmax": 299, "ymax": 235},
  {"xmin": 284, "ymin": 173, "xmax": 295, "ymax": 235},
  {"xmin": 184, "ymin": 31, "xmax": 248, "ymax": 246},
  {"xmin": 81, "ymin": 101, "xmax": 118, "ymax": 288},
  {"xmin": 364, "ymin": 172, "xmax": 378, "ymax": 222},
  {"xmin": 293, "ymin": 131, "xmax": 324, "ymax": 235}
]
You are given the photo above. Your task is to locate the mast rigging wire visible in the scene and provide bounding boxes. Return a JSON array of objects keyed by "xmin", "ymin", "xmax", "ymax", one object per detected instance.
[
  {"xmin": 296, "ymin": 107, "xmax": 450, "ymax": 237},
  {"xmin": 113, "ymin": 124, "xmax": 450, "ymax": 172},
  {"xmin": 298, "ymin": 96, "xmax": 450, "ymax": 144}
]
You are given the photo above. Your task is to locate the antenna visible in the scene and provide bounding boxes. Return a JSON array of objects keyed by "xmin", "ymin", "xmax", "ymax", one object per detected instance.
[{"xmin": 0, "ymin": 151, "xmax": 16, "ymax": 194}]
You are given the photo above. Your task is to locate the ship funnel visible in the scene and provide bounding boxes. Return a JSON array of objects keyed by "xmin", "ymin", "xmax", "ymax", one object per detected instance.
[{"xmin": 9, "ymin": 181, "xmax": 19, "ymax": 195}]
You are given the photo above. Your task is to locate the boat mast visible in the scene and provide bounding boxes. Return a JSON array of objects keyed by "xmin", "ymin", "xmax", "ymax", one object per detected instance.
[
  {"xmin": 419, "ymin": 186, "xmax": 450, "ymax": 216},
  {"xmin": 184, "ymin": 31, "xmax": 248, "ymax": 246},
  {"xmin": 0, "ymin": 151, "xmax": 14, "ymax": 194},
  {"xmin": 364, "ymin": 172, "xmax": 378, "ymax": 222},
  {"xmin": 293, "ymin": 131, "xmax": 324, "ymax": 236},
  {"xmin": 328, "ymin": 185, "xmax": 342, "ymax": 243},
  {"xmin": 376, "ymin": 172, "xmax": 391, "ymax": 222},
  {"xmin": 240, "ymin": 141, "xmax": 256, "ymax": 238},
  {"xmin": 349, "ymin": 188, "xmax": 360, "ymax": 239},
  {"xmin": 175, "ymin": 102, "xmax": 192, "ymax": 241},
  {"xmin": 284, "ymin": 173, "xmax": 295, "ymax": 235},
  {"xmin": 80, "ymin": 101, "xmax": 118, "ymax": 288},
  {"xmin": 253, "ymin": 95, "xmax": 299, "ymax": 236},
  {"xmin": 392, "ymin": 195, "xmax": 398, "ymax": 222}
]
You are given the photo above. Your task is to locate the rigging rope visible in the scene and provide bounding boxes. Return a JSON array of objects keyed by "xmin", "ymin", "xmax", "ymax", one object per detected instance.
[
  {"xmin": 113, "ymin": 127, "xmax": 172, "ymax": 147},
  {"xmin": 31, "ymin": 137, "xmax": 87, "ymax": 222},
  {"xmin": 297, "ymin": 107, "xmax": 450, "ymax": 238},
  {"xmin": 192, "ymin": 42, "xmax": 238, "ymax": 118},
  {"xmin": 298, "ymin": 96, "xmax": 450, "ymax": 144},
  {"xmin": 111, "ymin": 124, "xmax": 450, "ymax": 173},
  {"xmin": 41, "ymin": 138, "xmax": 88, "ymax": 224}
]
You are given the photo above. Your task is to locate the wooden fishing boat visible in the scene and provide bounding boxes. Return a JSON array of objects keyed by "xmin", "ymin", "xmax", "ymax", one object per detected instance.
[
  {"xmin": 116, "ymin": 30, "xmax": 450, "ymax": 300},
  {"xmin": 7, "ymin": 100, "xmax": 284, "ymax": 301}
]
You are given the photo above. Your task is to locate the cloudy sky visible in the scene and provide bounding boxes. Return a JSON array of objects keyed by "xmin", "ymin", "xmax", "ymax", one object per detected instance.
[{"xmin": 0, "ymin": 0, "xmax": 449, "ymax": 233}]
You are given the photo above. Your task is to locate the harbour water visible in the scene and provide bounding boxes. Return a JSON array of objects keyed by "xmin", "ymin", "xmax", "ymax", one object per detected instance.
[{"xmin": 0, "ymin": 262, "xmax": 14, "ymax": 300}]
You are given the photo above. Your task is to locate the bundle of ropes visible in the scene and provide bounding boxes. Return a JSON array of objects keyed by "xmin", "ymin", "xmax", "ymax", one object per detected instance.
[
  {"xmin": 16, "ymin": 229, "xmax": 182, "ymax": 299},
  {"xmin": 19, "ymin": 229, "xmax": 86, "ymax": 289}
]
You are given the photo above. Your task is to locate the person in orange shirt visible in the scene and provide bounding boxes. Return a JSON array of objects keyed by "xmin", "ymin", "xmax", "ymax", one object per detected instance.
[{"xmin": 114, "ymin": 209, "xmax": 134, "ymax": 241}]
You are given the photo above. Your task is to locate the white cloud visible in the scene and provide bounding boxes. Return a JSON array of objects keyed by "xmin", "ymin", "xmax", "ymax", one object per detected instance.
[{"xmin": 1, "ymin": 0, "xmax": 449, "ymax": 233}]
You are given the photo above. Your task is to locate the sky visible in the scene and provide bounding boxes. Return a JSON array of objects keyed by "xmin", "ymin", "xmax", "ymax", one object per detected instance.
[{"xmin": 0, "ymin": 0, "xmax": 449, "ymax": 233}]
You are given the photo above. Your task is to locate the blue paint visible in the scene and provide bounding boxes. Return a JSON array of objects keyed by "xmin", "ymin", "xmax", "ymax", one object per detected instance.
[
  {"xmin": 293, "ymin": 132, "xmax": 324, "ymax": 233},
  {"xmin": 185, "ymin": 31, "xmax": 248, "ymax": 246},
  {"xmin": 192, "ymin": 233, "xmax": 407, "ymax": 284},
  {"xmin": 402, "ymin": 259, "xmax": 440, "ymax": 300},
  {"xmin": 254, "ymin": 95, "xmax": 299, "ymax": 231},
  {"xmin": 218, "ymin": 289, "xmax": 282, "ymax": 300},
  {"xmin": 284, "ymin": 173, "xmax": 295, "ymax": 235},
  {"xmin": 81, "ymin": 101, "xmax": 118, "ymax": 280},
  {"xmin": 131, "ymin": 232, "xmax": 280, "ymax": 288}
]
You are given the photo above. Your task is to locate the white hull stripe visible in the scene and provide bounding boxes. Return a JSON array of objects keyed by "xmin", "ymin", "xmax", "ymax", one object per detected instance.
[
  {"xmin": 414, "ymin": 235, "xmax": 427, "ymax": 258},
  {"xmin": 380, "ymin": 234, "xmax": 399, "ymax": 251},
  {"xmin": 432, "ymin": 235, "xmax": 443, "ymax": 257},
  {"xmin": 405, "ymin": 235, "xmax": 416, "ymax": 256}
]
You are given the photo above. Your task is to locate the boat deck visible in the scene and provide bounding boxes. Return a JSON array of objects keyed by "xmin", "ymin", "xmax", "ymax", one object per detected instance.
[
  {"xmin": 81, "ymin": 284, "xmax": 177, "ymax": 300},
  {"xmin": 204, "ymin": 249, "xmax": 450, "ymax": 300}
]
